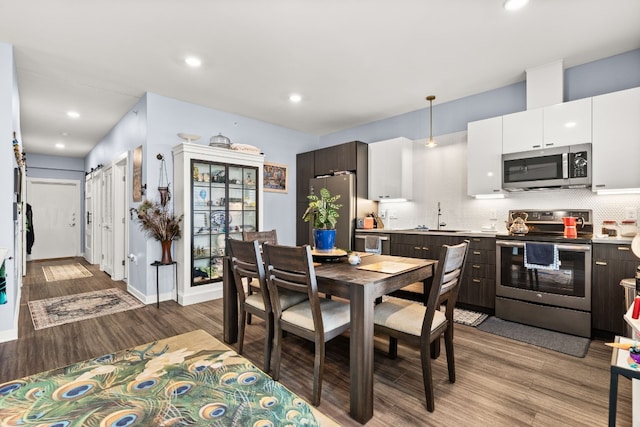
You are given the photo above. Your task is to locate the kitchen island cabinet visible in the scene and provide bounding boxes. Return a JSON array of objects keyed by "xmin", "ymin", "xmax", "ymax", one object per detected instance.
[{"xmin": 592, "ymin": 242, "xmax": 638, "ymax": 336}]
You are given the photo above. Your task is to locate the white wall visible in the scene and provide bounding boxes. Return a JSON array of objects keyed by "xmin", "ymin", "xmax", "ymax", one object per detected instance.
[
  {"xmin": 0, "ymin": 42, "xmax": 22, "ymax": 341},
  {"xmin": 85, "ymin": 92, "xmax": 318, "ymax": 302}
]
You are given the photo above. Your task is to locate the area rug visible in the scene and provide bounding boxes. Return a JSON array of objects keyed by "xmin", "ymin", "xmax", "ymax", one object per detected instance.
[
  {"xmin": 42, "ymin": 263, "xmax": 93, "ymax": 282},
  {"xmin": 28, "ymin": 288, "xmax": 145, "ymax": 330},
  {"xmin": 451, "ymin": 307, "xmax": 489, "ymax": 327},
  {"xmin": 0, "ymin": 330, "xmax": 339, "ymax": 426},
  {"xmin": 477, "ymin": 316, "xmax": 590, "ymax": 358}
]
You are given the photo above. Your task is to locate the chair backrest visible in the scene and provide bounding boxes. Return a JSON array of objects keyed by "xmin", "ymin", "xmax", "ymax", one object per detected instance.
[
  {"xmin": 243, "ymin": 230, "xmax": 278, "ymax": 246},
  {"xmin": 422, "ymin": 240, "xmax": 469, "ymax": 336},
  {"xmin": 262, "ymin": 244, "xmax": 324, "ymax": 334},
  {"xmin": 227, "ymin": 238, "xmax": 271, "ymax": 311},
  {"xmin": 364, "ymin": 236, "xmax": 382, "ymax": 254}
]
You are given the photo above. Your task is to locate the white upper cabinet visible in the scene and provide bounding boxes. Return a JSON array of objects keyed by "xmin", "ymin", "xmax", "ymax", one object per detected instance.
[
  {"xmin": 368, "ymin": 137, "xmax": 413, "ymax": 200},
  {"xmin": 467, "ymin": 116, "xmax": 504, "ymax": 196},
  {"xmin": 502, "ymin": 98, "xmax": 592, "ymax": 154},
  {"xmin": 592, "ymin": 86, "xmax": 640, "ymax": 191},
  {"xmin": 543, "ymin": 97, "xmax": 592, "ymax": 148},
  {"xmin": 502, "ymin": 108, "xmax": 543, "ymax": 153}
]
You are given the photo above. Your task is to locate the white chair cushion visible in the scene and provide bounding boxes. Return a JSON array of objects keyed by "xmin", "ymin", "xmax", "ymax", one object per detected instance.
[
  {"xmin": 245, "ymin": 289, "xmax": 307, "ymax": 311},
  {"xmin": 245, "ymin": 293, "xmax": 266, "ymax": 310},
  {"xmin": 373, "ymin": 299, "xmax": 446, "ymax": 337},
  {"xmin": 278, "ymin": 289, "xmax": 309, "ymax": 310},
  {"xmin": 281, "ymin": 299, "xmax": 350, "ymax": 332}
]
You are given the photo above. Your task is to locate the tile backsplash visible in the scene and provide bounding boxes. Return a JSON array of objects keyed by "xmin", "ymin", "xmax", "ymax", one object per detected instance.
[{"xmin": 376, "ymin": 133, "xmax": 639, "ymax": 233}]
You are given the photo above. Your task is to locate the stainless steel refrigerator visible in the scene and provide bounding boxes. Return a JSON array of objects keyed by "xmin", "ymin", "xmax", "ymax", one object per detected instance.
[{"xmin": 309, "ymin": 174, "xmax": 356, "ymax": 251}]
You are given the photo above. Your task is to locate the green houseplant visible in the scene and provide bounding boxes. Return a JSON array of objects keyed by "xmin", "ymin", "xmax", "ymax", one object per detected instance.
[{"xmin": 302, "ymin": 187, "xmax": 342, "ymax": 251}]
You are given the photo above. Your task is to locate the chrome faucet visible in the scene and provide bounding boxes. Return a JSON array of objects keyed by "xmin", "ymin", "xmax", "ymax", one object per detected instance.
[{"xmin": 437, "ymin": 202, "xmax": 446, "ymax": 230}]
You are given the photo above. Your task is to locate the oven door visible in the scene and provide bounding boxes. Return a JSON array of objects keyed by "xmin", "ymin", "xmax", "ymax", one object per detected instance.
[{"xmin": 496, "ymin": 240, "xmax": 591, "ymax": 311}]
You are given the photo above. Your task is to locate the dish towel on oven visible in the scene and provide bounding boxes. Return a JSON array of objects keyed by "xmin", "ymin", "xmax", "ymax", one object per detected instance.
[
  {"xmin": 364, "ymin": 236, "xmax": 382, "ymax": 254},
  {"xmin": 524, "ymin": 243, "xmax": 560, "ymax": 270}
]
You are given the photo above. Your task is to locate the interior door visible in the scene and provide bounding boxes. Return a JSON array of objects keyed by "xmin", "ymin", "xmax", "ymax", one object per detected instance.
[
  {"xmin": 84, "ymin": 173, "xmax": 93, "ymax": 264},
  {"xmin": 26, "ymin": 178, "xmax": 81, "ymax": 260},
  {"xmin": 112, "ymin": 155, "xmax": 128, "ymax": 281},
  {"xmin": 101, "ymin": 165, "xmax": 114, "ymax": 276}
]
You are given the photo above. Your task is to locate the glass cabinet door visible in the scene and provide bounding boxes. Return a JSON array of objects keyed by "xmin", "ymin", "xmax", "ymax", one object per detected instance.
[{"xmin": 190, "ymin": 160, "xmax": 259, "ymax": 287}]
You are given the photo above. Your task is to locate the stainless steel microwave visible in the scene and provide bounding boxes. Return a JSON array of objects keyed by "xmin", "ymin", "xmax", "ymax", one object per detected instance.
[{"xmin": 502, "ymin": 143, "xmax": 591, "ymax": 191}]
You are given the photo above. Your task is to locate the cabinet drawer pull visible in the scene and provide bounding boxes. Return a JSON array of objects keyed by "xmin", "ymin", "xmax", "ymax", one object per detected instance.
[
  {"xmin": 473, "ymin": 251, "xmax": 481, "ymax": 255},
  {"xmin": 472, "ymin": 264, "xmax": 481, "ymax": 269},
  {"xmin": 618, "ymin": 247, "xmax": 630, "ymax": 251},
  {"xmin": 413, "ymin": 246, "xmax": 421, "ymax": 250},
  {"xmin": 422, "ymin": 246, "xmax": 430, "ymax": 251},
  {"xmin": 472, "ymin": 238, "xmax": 481, "ymax": 242},
  {"xmin": 472, "ymin": 279, "xmax": 481, "ymax": 283},
  {"xmin": 595, "ymin": 261, "xmax": 608, "ymax": 266}
]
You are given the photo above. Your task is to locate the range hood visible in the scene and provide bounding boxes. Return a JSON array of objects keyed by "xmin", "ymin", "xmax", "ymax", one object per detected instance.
[{"xmin": 526, "ymin": 60, "xmax": 564, "ymax": 109}]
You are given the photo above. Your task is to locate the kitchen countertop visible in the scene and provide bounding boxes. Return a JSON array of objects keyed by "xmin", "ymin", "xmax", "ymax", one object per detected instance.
[
  {"xmin": 355, "ymin": 228, "xmax": 504, "ymax": 238},
  {"xmin": 356, "ymin": 229, "xmax": 636, "ymax": 243}
]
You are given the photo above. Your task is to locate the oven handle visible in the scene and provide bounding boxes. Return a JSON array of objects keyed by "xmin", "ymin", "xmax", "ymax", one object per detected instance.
[{"xmin": 496, "ymin": 240, "xmax": 591, "ymax": 252}]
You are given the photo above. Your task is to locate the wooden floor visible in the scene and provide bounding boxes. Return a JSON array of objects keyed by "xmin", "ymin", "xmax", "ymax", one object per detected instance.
[{"xmin": 0, "ymin": 257, "xmax": 632, "ymax": 426}]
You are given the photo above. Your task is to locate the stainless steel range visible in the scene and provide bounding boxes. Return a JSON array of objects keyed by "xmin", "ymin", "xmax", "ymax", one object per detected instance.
[{"xmin": 495, "ymin": 209, "xmax": 593, "ymax": 337}]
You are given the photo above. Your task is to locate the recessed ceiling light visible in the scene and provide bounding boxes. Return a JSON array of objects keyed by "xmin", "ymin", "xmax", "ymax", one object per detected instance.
[
  {"xmin": 289, "ymin": 93, "xmax": 302, "ymax": 103},
  {"xmin": 185, "ymin": 56, "xmax": 202, "ymax": 68},
  {"xmin": 61, "ymin": 132, "xmax": 69, "ymax": 136},
  {"xmin": 55, "ymin": 143, "xmax": 65, "ymax": 149},
  {"xmin": 504, "ymin": 0, "xmax": 529, "ymax": 11},
  {"xmin": 66, "ymin": 111, "xmax": 80, "ymax": 119}
]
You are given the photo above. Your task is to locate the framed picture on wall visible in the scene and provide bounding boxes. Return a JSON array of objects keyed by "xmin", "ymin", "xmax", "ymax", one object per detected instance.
[
  {"xmin": 14, "ymin": 167, "xmax": 22, "ymax": 203},
  {"xmin": 263, "ymin": 162, "xmax": 288, "ymax": 193},
  {"xmin": 132, "ymin": 145, "xmax": 143, "ymax": 202}
]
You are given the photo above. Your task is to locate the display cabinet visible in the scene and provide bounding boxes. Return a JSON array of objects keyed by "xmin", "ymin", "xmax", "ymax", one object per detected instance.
[{"xmin": 173, "ymin": 143, "xmax": 263, "ymax": 306}]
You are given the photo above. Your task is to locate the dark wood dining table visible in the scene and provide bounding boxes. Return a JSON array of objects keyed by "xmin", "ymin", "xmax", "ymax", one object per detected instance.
[{"xmin": 223, "ymin": 253, "xmax": 436, "ymax": 424}]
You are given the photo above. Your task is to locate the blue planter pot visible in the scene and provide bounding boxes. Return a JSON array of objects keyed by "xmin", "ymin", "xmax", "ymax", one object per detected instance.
[{"xmin": 313, "ymin": 229, "xmax": 336, "ymax": 251}]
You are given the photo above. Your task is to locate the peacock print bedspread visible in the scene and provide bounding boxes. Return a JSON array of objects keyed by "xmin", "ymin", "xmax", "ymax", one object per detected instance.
[{"xmin": 0, "ymin": 329, "xmax": 339, "ymax": 426}]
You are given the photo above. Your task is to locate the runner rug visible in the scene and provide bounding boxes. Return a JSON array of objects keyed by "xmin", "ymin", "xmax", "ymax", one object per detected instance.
[
  {"xmin": 42, "ymin": 263, "xmax": 93, "ymax": 282},
  {"xmin": 477, "ymin": 316, "xmax": 590, "ymax": 358},
  {"xmin": 28, "ymin": 288, "xmax": 145, "ymax": 330}
]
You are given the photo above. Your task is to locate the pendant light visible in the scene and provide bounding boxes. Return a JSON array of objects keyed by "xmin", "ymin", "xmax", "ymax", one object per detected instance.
[{"xmin": 426, "ymin": 95, "xmax": 437, "ymax": 148}]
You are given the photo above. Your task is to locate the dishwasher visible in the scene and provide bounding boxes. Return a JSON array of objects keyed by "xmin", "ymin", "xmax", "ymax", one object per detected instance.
[{"xmin": 354, "ymin": 233, "xmax": 390, "ymax": 254}]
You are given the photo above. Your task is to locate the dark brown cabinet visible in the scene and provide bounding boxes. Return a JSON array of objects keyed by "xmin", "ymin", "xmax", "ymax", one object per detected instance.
[
  {"xmin": 458, "ymin": 237, "xmax": 496, "ymax": 310},
  {"xmin": 389, "ymin": 233, "xmax": 495, "ymax": 310},
  {"xmin": 296, "ymin": 141, "xmax": 368, "ymax": 246},
  {"xmin": 592, "ymin": 243, "xmax": 638, "ymax": 336}
]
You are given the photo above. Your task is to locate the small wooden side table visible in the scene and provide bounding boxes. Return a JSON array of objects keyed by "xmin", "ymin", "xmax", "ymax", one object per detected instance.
[
  {"xmin": 609, "ymin": 335, "xmax": 640, "ymax": 426},
  {"xmin": 151, "ymin": 261, "xmax": 177, "ymax": 308}
]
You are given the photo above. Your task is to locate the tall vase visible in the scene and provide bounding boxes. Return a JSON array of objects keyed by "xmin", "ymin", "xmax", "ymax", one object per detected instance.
[{"xmin": 160, "ymin": 240, "xmax": 173, "ymax": 264}]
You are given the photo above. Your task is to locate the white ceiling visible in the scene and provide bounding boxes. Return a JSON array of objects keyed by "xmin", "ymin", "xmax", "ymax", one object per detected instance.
[{"xmin": 2, "ymin": 0, "xmax": 639, "ymax": 158}]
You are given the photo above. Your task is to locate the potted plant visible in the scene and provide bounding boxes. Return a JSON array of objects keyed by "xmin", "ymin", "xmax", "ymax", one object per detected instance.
[
  {"xmin": 302, "ymin": 187, "xmax": 342, "ymax": 251},
  {"xmin": 132, "ymin": 199, "xmax": 184, "ymax": 264}
]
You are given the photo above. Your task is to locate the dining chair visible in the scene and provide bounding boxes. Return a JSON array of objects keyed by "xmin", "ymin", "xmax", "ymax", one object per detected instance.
[
  {"xmin": 262, "ymin": 243, "xmax": 351, "ymax": 406},
  {"xmin": 242, "ymin": 229, "xmax": 278, "ymax": 246},
  {"xmin": 241, "ymin": 230, "xmax": 278, "ymax": 323},
  {"xmin": 227, "ymin": 238, "xmax": 307, "ymax": 373},
  {"xmin": 373, "ymin": 240, "xmax": 469, "ymax": 412}
]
